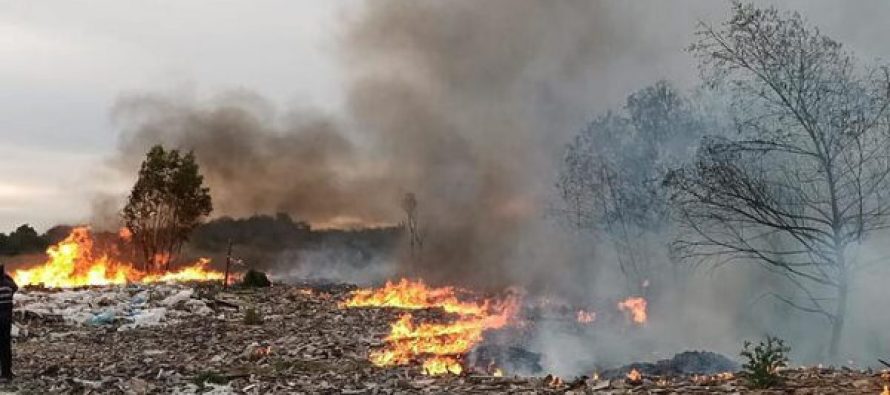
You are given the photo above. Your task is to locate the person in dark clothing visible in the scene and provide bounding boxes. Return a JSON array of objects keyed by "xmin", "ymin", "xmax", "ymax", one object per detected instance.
[{"xmin": 0, "ymin": 265, "xmax": 16, "ymax": 380}]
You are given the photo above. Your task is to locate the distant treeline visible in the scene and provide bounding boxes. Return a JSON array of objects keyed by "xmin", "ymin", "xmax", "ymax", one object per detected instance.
[
  {"xmin": 1, "ymin": 214, "xmax": 402, "ymax": 271},
  {"xmin": 188, "ymin": 213, "xmax": 402, "ymax": 269},
  {"xmin": 191, "ymin": 213, "xmax": 400, "ymax": 252},
  {"xmin": 0, "ymin": 224, "xmax": 72, "ymax": 256}
]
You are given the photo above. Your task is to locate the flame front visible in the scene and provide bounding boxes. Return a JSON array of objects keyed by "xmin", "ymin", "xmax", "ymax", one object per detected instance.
[
  {"xmin": 13, "ymin": 227, "xmax": 225, "ymax": 288},
  {"xmin": 618, "ymin": 296, "xmax": 648, "ymax": 325},
  {"xmin": 341, "ymin": 278, "xmax": 488, "ymax": 316},
  {"xmin": 343, "ymin": 278, "xmax": 519, "ymax": 376}
]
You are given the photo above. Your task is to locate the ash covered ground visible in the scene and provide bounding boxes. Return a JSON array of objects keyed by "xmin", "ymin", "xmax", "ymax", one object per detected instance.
[{"xmin": 1, "ymin": 282, "xmax": 887, "ymax": 394}]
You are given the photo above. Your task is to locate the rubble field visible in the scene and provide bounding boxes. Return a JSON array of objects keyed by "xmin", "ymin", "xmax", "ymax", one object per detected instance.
[{"xmin": 0, "ymin": 282, "xmax": 887, "ymax": 394}]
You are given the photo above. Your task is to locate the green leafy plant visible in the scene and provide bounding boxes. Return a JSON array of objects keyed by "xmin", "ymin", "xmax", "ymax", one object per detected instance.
[
  {"xmin": 123, "ymin": 145, "xmax": 212, "ymax": 271},
  {"xmin": 740, "ymin": 336, "xmax": 790, "ymax": 389}
]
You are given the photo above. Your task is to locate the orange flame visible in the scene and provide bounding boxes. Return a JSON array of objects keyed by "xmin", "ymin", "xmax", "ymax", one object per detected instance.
[
  {"xmin": 422, "ymin": 356, "xmax": 463, "ymax": 375},
  {"xmin": 576, "ymin": 309, "xmax": 596, "ymax": 324},
  {"xmin": 13, "ymin": 227, "xmax": 225, "ymax": 288},
  {"xmin": 344, "ymin": 279, "xmax": 520, "ymax": 376},
  {"xmin": 716, "ymin": 372, "xmax": 734, "ymax": 380},
  {"xmin": 618, "ymin": 296, "xmax": 647, "ymax": 325},
  {"xmin": 341, "ymin": 278, "xmax": 488, "ymax": 316},
  {"xmin": 882, "ymin": 385, "xmax": 889, "ymax": 395},
  {"xmin": 118, "ymin": 227, "xmax": 132, "ymax": 242},
  {"xmin": 546, "ymin": 375, "xmax": 563, "ymax": 387},
  {"xmin": 626, "ymin": 368, "xmax": 642, "ymax": 382}
]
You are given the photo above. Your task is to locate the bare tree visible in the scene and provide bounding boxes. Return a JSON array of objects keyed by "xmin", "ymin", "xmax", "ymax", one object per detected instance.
[
  {"xmin": 671, "ymin": 2, "xmax": 890, "ymax": 358},
  {"xmin": 558, "ymin": 81, "xmax": 704, "ymax": 294},
  {"xmin": 401, "ymin": 192, "xmax": 423, "ymax": 264}
]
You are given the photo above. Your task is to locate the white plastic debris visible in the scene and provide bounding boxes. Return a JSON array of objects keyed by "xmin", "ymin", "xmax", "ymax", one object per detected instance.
[
  {"xmin": 133, "ymin": 307, "xmax": 167, "ymax": 328},
  {"xmin": 14, "ymin": 284, "xmax": 213, "ymax": 332},
  {"xmin": 161, "ymin": 289, "xmax": 194, "ymax": 307}
]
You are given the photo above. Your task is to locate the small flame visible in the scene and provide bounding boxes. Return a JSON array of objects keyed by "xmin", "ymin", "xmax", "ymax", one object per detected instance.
[
  {"xmin": 882, "ymin": 385, "xmax": 889, "ymax": 395},
  {"xmin": 546, "ymin": 375, "xmax": 563, "ymax": 387},
  {"xmin": 422, "ymin": 356, "xmax": 462, "ymax": 375},
  {"xmin": 576, "ymin": 309, "xmax": 596, "ymax": 324},
  {"xmin": 627, "ymin": 369, "xmax": 643, "ymax": 383},
  {"xmin": 716, "ymin": 372, "xmax": 734, "ymax": 380},
  {"xmin": 626, "ymin": 368, "xmax": 642, "ymax": 382},
  {"xmin": 118, "ymin": 227, "xmax": 132, "ymax": 242},
  {"xmin": 492, "ymin": 368, "xmax": 503, "ymax": 377},
  {"xmin": 618, "ymin": 296, "xmax": 648, "ymax": 325}
]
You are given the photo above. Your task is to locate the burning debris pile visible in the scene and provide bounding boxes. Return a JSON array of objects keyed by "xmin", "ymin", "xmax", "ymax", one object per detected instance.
[
  {"xmin": 7, "ymin": 229, "xmax": 879, "ymax": 393},
  {"xmin": 341, "ymin": 278, "xmax": 520, "ymax": 376},
  {"xmin": 0, "ymin": 280, "xmax": 888, "ymax": 393},
  {"xmin": 0, "ymin": 225, "xmax": 881, "ymax": 392},
  {"xmin": 12, "ymin": 227, "xmax": 225, "ymax": 288}
]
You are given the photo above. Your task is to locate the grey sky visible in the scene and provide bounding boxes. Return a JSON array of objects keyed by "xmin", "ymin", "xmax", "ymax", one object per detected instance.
[
  {"xmin": 0, "ymin": 1, "xmax": 345, "ymax": 231},
  {"xmin": 1, "ymin": 1, "xmax": 889, "ymax": 232}
]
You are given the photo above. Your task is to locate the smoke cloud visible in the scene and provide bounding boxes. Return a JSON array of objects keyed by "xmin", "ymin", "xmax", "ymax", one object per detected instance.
[
  {"xmin": 109, "ymin": 0, "xmax": 706, "ymax": 289},
  {"xmin": 102, "ymin": 0, "xmax": 890, "ymax": 372},
  {"xmin": 111, "ymin": 91, "xmax": 398, "ymax": 227}
]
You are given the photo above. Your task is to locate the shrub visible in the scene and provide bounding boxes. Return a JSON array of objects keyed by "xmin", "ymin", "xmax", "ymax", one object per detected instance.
[
  {"xmin": 241, "ymin": 269, "xmax": 271, "ymax": 288},
  {"xmin": 243, "ymin": 307, "xmax": 264, "ymax": 325},
  {"xmin": 740, "ymin": 336, "xmax": 790, "ymax": 389}
]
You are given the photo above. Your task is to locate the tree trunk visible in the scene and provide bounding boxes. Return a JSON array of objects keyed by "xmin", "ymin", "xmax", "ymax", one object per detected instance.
[{"xmin": 828, "ymin": 268, "xmax": 848, "ymax": 360}]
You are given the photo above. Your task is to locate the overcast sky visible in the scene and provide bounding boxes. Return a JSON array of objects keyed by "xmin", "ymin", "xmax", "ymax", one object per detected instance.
[
  {"xmin": 2, "ymin": 1, "xmax": 890, "ymax": 232},
  {"xmin": 0, "ymin": 1, "xmax": 347, "ymax": 231}
]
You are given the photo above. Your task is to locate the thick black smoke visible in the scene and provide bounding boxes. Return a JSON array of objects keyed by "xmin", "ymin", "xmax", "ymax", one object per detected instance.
[{"xmin": 112, "ymin": 91, "xmax": 399, "ymax": 227}]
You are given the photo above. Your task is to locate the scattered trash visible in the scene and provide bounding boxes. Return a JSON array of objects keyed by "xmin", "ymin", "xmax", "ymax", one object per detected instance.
[
  {"xmin": 3, "ymin": 283, "xmax": 882, "ymax": 393},
  {"xmin": 87, "ymin": 311, "xmax": 116, "ymax": 326}
]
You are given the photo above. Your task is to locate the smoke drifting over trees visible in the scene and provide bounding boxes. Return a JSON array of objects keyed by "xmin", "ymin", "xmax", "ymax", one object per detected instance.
[
  {"xmin": 111, "ymin": 0, "xmax": 683, "ymax": 288},
  {"xmin": 102, "ymin": 0, "xmax": 890, "ymax": 369},
  {"xmin": 672, "ymin": 2, "xmax": 890, "ymax": 359},
  {"xmin": 557, "ymin": 81, "xmax": 707, "ymax": 296}
]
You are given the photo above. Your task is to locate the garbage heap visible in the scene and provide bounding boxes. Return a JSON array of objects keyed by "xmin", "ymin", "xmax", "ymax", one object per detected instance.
[{"xmin": 14, "ymin": 284, "xmax": 215, "ymax": 335}]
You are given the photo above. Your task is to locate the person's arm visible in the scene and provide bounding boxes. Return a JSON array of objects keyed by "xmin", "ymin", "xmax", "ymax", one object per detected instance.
[{"xmin": 3, "ymin": 274, "xmax": 16, "ymax": 293}]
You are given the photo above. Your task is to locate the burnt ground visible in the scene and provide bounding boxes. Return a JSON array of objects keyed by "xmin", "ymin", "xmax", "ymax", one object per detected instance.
[{"xmin": 0, "ymin": 283, "xmax": 887, "ymax": 394}]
